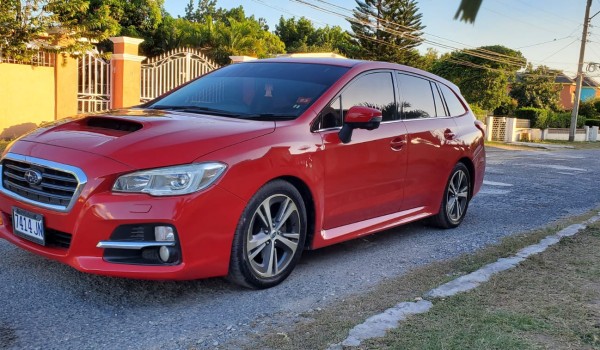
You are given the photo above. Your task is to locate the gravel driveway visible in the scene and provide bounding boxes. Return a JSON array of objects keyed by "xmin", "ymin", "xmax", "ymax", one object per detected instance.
[{"xmin": 2, "ymin": 146, "xmax": 600, "ymax": 349}]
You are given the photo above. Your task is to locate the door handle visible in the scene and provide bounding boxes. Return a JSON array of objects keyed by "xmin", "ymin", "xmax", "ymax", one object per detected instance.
[
  {"xmin": 390, "ymin": 136, "xmax": 406, "ymax": 151},
  {"xmin": 444, "ymin": 129, "xmax": 456, "ymax": 140}
]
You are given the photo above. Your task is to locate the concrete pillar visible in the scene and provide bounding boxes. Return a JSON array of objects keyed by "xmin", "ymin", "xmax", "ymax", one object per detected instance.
[
  {"xmin": 584, "ymin": 126, "xmax": 590, "ymax": 141},
  {"xmin": 54, "ymin": 53, "xmax": 78, "ymax": 119},
  {"xmin": 542, "ymin": 129, "xmax": 548, "ymax": 140},
  {"xmin": 110, "ymin": 37, "xmax": 145, "ymax": 109},
  {"xmin": 485, "ymin": 116, "xmax": 493, "ymax": 142},
  {"xmin": 505, "ymin": 117, "xmax": 517, "ymax": 142},
  {"xmin": 590, "ymin": 126, "xmax": 599, "ymax": 141}
]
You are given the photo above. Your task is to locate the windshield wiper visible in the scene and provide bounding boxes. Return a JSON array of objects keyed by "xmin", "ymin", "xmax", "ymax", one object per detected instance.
[
  {"xmin": 148, "ymin": 105, "xmax": 240, "ymax": 117},
  {"xmin": 241, "ymin": 113, "xmax": 298, "ymax": 121}
]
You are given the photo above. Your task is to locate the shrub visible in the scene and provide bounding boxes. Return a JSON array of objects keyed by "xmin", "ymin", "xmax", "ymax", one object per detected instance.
[
  {"xmin": 514, "ymin": 107, "xmax": 548, "ymax": 127},
  {"xmin": 537, "ymin": 111, "xmax": 586, "ymax": 128},
  {"xmin": 578, "ymin": 100, "xmax": 598, "ymax": 118},
  {"xmin": 470, "ymin": 105, "xmax": 487, "ymax": 122},
  {"xmin": 585, "ymin": 119, "xmax": 600, "ymax": 127},
  {"xmin": 593, "ymin": 99, "xmax": 600, "ymax": 114}
]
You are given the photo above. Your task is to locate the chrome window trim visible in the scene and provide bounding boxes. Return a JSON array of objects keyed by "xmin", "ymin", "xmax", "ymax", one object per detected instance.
[{"xmin": 0, "ymin": 153, "xmax": 88, "ymax": 213}]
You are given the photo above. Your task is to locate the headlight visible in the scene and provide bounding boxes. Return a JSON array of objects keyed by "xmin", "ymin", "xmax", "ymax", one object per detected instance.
[{"xmin": 113, "ymin": 163, "xmax": 226, "ymax": 196}]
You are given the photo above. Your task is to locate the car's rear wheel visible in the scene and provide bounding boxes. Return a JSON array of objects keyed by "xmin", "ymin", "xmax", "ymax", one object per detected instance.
[
  {"xmin": 228, "ymin": 180, "xmax": 307, "ymax": 289},
  {"xmin": 430, "ymin": 163, "xmax": 471, "ymax": 229}
]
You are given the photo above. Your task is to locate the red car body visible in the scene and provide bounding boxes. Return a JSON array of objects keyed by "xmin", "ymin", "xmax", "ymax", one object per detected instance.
[{"xmin": 0, "ymin": 58, "xmax": 485, "ymax": 287}]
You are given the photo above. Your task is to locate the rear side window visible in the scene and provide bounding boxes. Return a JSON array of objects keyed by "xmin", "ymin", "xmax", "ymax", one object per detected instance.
[
  {"xmin": 397, "ymin": 73, "xmax": 436, "ymax": 119},
  {"xmin": 431, "ymin": 82, "xmax": 448, "ymax": 117},
  {"xmin": 439, "ymin": 84, "xmax": 467, "ymax": 116}
]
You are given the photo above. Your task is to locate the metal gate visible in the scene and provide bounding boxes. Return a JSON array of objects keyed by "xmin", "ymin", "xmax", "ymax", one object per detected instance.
[
  {"xmin": 140, "ymin": 48, "xmax": 219, "ymax": 102},
  {"xmin": 77, "ymin": 52, "xmax": 111, "ymax": 113},
  {"xmin": 491, "ymin": 117, "xmax": 506, "ymax": 141}
]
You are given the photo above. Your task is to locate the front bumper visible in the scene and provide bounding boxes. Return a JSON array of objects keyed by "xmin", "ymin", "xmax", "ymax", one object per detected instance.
[{"xmin": 0, "ymin": 148, "xmax": 246, "ymax": 280}]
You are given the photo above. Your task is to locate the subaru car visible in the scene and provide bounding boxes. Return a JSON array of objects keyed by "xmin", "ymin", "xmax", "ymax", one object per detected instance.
[{"xmin": 0, "ymin": 58, "xmax": 485, "ymax": 288}]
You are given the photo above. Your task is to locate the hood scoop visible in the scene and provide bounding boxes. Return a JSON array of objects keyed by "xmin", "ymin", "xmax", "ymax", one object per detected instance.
[{"xmin": 85, "ymin": 117, "xmax": 143, "ymax": 133}]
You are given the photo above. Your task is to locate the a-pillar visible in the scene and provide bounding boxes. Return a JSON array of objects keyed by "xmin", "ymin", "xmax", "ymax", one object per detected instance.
[
  {"xmin": 54, "ymin": 53, "xmax": 78, "ymax": 119},
  {"xmin": 110, "ymin": 37, "xmax": 145, "ymax": 109}
]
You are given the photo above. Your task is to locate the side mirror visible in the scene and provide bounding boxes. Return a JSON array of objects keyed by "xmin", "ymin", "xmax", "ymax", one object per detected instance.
[{"xmin": 339, "ymin": 106, "xmax": 382, "ymax": 144}]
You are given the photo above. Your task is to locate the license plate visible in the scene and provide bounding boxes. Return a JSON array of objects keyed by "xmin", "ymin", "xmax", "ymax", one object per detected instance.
[{"xmin": 12, "ymin": 207, "xmax": 45, "ymax": 246}]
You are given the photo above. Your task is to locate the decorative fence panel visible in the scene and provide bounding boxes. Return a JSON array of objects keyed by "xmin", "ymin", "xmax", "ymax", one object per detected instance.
[
  {"xmin": 140, "ymin": 48, "xmax": 219, "ymax": 102},
  {"xmin": 491, "ymin": 117, "xmax": 506, "ymax": 141},
  {"xmin": 77, "ymin": 52, "xmax": 111, "ymax": 113}
]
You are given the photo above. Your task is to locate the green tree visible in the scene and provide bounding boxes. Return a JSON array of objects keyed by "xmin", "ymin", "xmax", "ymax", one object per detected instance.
[
  {"xmin": 0, "ymin": 0, "xmax": 122, "ymax": 61},
  {"xmin": 184, "ymin": 0, "xmax": 216, "ymax": 23},
  {"xmin": 432, "ymin": 45, "xmax": 526, "ymax": 111},
  {"xmin": 509, "ymin": 65, "xmax": 561, "ymax": 111},
  {"xmin": 275, "ymin": 16, "xmax": 356, "ymax": 56},
  {"xmin": 210, "ymin": 16, "xmax": 284, "ymax": 64},
  {"xmin": 349, "ymin": 0, "xmax": 424, "ymax": 65}
]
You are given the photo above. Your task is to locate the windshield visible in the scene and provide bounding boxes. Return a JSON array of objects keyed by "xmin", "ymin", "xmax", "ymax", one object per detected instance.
[{"xmin": 148, "ymin": 62, "xmax": 349, "ymax": 119}]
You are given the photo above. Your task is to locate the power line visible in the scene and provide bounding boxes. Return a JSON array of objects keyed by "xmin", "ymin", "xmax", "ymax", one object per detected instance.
[{"xmin": 289, "ymin": 0, "xmax": 527, "ymax": 68}]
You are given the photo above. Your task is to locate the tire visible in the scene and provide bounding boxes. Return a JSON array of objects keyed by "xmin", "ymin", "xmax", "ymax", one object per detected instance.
[
  {"xmin": 227, "ymin": 180, "xmax": 307, "ymax": 289},
  {"xmin": 429, "ymin": 163, "xmax": 471, "ymax": 229}
]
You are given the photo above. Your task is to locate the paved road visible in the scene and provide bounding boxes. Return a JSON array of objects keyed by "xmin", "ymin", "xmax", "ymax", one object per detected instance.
[{"xmin": 2, "ymin": 146, "xmax": 600, "ymax": 349}]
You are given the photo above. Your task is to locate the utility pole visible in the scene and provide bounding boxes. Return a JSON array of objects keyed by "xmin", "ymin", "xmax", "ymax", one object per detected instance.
[{"xmin": 570, "ymin": 0, "xmax": 593, "ymax": 142}]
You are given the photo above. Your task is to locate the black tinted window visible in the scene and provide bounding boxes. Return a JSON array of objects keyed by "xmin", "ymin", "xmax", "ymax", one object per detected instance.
[
  {"xmin": 397, "ymin": 74, "xmax": 436, "ymax": 119},
  {"xmin": 341, "ymin": 72, "xmax": 396, "ymax": 122},
  {"xmin": 439, "ymin": 84, "xmax": 467, "ymax": 116}
]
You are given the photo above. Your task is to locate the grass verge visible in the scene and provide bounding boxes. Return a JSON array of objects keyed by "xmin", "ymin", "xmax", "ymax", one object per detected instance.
[
  {"xmin": 515, "ymin": 139, "xmax": 600, "ymax": 150},
  {"xmin": 246, "ymin": 210, "xmax": 599, "ymax": 350},
  {"xmin": 367, "ymin": 221, "xmax": 600, "ymax": 350}
]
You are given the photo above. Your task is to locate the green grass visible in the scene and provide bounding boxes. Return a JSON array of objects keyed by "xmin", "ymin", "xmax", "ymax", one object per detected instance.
[
  {"xmin": 243, "ymin": 210, "xmax": 600, "ymax": 350},
  {"xmin": 369, "ymin": 223, "xmax": 600, "ymax": 349}
]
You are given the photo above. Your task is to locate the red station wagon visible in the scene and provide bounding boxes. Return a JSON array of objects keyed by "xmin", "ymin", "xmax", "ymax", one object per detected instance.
[{"xmin": 0, "ymin": 58, "xmax": 485, "ymax": 288}]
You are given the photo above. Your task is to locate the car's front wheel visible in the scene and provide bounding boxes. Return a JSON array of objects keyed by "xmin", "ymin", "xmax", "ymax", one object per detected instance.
[
  {"xmin": 430, "ymin": 162, "xmax": 471, "ymax": 229},
  {"xmin": 228, "ymin": 180, "xmax": 307, "ymax": 289}
]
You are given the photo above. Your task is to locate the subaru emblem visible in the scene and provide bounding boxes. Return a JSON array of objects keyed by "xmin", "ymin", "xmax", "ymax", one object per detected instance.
[{"xmin": 24, "ymin": 169, "xmax": 43, "ymax": 186}]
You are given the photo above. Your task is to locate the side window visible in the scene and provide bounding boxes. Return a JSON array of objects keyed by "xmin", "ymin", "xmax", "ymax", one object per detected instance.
[
  {"xmin": 431, "ymin": 82, "xmax": 448, "ymax": 117},
  {"xmin": 397, "ymin": 74, "xmax": 436, "ymax": 119},
  {"xmin": 341, "ymin": 72, "xmax": 396, "ymax": 122},
  {"xmin": 320, "ymin": 96, "xmax": 342, "ymax": 129},
  {"xmin": 439, "ymin": 84, "xmax": 467, "ymax": 116}
]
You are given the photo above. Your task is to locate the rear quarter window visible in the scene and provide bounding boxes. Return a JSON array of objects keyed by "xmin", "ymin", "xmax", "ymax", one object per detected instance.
[{"xmin": 439, "ymin": 84, "xmax": 467, "ymax": 117}]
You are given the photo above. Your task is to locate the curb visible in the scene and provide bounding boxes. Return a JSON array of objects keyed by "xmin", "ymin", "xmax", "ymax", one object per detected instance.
[{"xmin": 329, "ymin": 213, "xmax": 600, "ymax": 349}]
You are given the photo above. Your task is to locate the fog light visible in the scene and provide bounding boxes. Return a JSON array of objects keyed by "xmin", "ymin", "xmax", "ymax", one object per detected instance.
[
  {"xmin": 155, "ymin": 226, "xmax": 175, "ymax": 242},
  {"xmin": 159, "ymin": 246, "xmax": 178, "ymax": 263}
]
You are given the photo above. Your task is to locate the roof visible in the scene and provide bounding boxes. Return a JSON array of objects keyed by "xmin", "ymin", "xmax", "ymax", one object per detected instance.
[
  {"xmin": 583, "ymin": 75, "xmax": 600, "ymax": 87},
  {"xmin": 553, "ymin": 74, "xmax": 599, "ymax": 87},
  {"xmin": 245, "ymin": 57, "xmax": 461, "ymax": 92},
  {"xmin": 554, "ymin": 73, "xmax": 574, "ymax": 84},
  {"xmin": 276, "ymin": 52, "xmax": 347, "ymax": 59}
]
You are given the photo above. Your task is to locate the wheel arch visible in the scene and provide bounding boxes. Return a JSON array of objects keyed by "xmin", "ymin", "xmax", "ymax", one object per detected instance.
[
  {"xmin": 275, "ymin": 175, "xmax": 316, "ymax": 250},
  {"xmin": 457, "ymin": 157, "xmax": 475, "ymax": 199}
]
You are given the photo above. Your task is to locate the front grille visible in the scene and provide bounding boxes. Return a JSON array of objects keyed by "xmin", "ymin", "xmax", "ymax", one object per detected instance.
[{"xmin": 2, "ymin": 159, "xmax": 78, "ymax": 208}]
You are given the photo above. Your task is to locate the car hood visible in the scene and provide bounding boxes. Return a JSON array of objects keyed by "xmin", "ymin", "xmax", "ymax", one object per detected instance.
[{"xmin": 18, "ymin": 109, "xmax": 275, "ymax": 168}]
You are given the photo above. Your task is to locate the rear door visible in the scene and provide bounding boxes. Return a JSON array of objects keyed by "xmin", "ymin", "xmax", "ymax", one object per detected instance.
[
  {"xmin": 317, "ymin": 71, "xmax": 408, "ymax": 229},
  {"xmin": 397, "ymin": 73, "xmax": 460, "ymax": 211}
]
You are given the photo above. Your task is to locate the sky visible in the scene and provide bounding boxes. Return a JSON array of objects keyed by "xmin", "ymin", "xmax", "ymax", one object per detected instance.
[{"xmin": 163, "ymin": 0, "xmax": 600, "ymax": 78}]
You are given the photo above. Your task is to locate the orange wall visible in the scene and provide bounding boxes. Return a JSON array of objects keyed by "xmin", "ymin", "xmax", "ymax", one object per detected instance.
[
  {"xmin": 0, "ymin": 63, "xmax": 55, "ymax": 138},
  {"xmin": 559, "ymin": 84, "xmax": 575, "ymax": 110}
]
